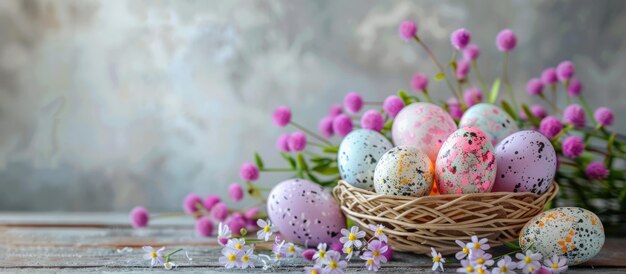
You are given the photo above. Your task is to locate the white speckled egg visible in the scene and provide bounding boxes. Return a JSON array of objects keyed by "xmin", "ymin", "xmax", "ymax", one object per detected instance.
[
  {"xmin": 338, "ymin": 129, "xmax": 393, "ymax": 190},
  {"xmin": 435, "ymin": 127, "xmax": 496, "ymax": 194},
  {"xmin": 373, "ymin": 146, "xmax": 434, "ymax": 197},
  {"xmin": 492, "ymin": 130, "xmax": 557, "ymax": 194},
  {"xmin": 520, "ymin": 207, "xmax": 605, "ymax": 265},
  {"xmin": 459, "ymin": 103, "xmax": 518, "ymax": 146},
  {"xmin": 267, "ymin": 178, "xmax": 346, "ymax": 246},
  {"xmin": 392, "ymin": 102, "xmax": 457, "ymax": 162}
]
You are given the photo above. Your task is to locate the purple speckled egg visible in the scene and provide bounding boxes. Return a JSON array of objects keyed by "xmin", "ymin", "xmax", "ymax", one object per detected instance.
[
  {"xmin": 392, "ymin": 102, "xmax": 457, "ymax": 162},
  {"xmin": 436, "ymin": 127, "xmax": 496, "ymax": 194},
  {"xmin": 267, "ymin": 179, "xmax": 346, "ymax": 246},
  {"xmin": 492, "ymin": 130, "xmax": 557, "ymax": 194}
]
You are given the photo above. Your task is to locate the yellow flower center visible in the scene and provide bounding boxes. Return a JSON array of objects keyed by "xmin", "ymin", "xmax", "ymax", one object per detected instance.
[
  {"xmin": 348, "ymin": 233, "xmax": 357, "ymax": 241},
  {"xmin": 264, "ymin": 225, "xmax": 270, "ymax": 232},
  {"xmin": 477, "ymin": 258, "xmax": 485, "ymax": 264},
  {"xmin": 373, "ymin": 250, "xmax": 380, "ymax": 257},
  {"xmin": 474, "ymin": 243, "xmax": 481, "ymax": 249},
  {"xmin": 367, "ymin": 259, "xmax": 374, "ymax": 265},
  {"xmin": 434, "ymin": 256, "xmax": 440, "ymax": 263},
  {"xmin": 235, "ymin": 243, "xmax": 242, "ymax": 250},
  {"xmin": 228, "ymin": 254, "xmax": 236, "ymax": 261},
  {"xmin": 463, "ymin": 247, "xmax": 469, "ymax": 254},
  {"xmin": 275, "ymin": 253, "xmax": 281, "ymax": 260},
  {"xmin": 525, "ymin": 256, "xmax": 532, "ymax": 263},
  {"xmin": 477, "ymin": 268, "xmax": 485, "ymax": 274},
  {"xmin": 346, "ymin": 247, "xmax": 352, "ymax": 254},
  {"xmin": 319, "ymin": 250, "xmax": 326, "ymax": 258},
  {"xmin": 242, "ymin": 255, "xmax": 249, "ymax": 262},
  {"xmin": 151, "ymin": 252, "xmax": 157, "ymax": 258},
  {"xmin": 501, "ymin": 266, "xmax": 508, "ymax": 272},
  {"xmin": 529, "ymin": 266, "xmax": 535, "ymax": 272},
  {"xmin": 552, "ymin": 263, "xmax": 559, "ymax": 269},
  {"xmin": 466, "ymin": 266, "xmax": 475, "ymax": 273},
  {"xmin": 311, "ymin": 270, "xmax": 318, "ymax": 274},
  {"xmin": 376, "ymin": 229, "xmax": 383, "ymax": 235},
  {"xmin": 288, "ymin": 246, "xmax": 295, "ymax": 253},
  {"xmin": 329, "ymin": 261, "xmax": 337, "ymax": 269}
]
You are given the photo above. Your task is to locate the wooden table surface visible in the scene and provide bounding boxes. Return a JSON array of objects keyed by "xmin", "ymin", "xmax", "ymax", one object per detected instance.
[{"xmin": 0, "ymin": 213, "xmax": 624, "ymax": 273}]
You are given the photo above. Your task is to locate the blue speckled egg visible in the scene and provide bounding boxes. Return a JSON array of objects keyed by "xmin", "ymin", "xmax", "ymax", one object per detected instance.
[
  {"xmin": 373, "ymin": 146, "xmax": 434, "ymax": 197},
  {"xmin": 267, "ymin": 178, "xmax": 346, "ymax": 246},
  {"xmin": 459, "ymin": 103, "xmax": 518, "ymax": 146},
  {"xmin": 338, "ymin": 129, "xmax": 393, "ymax": 190}
]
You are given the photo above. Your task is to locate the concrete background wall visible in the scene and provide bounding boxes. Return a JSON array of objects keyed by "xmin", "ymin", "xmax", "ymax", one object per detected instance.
[{"xmin": 0, "ymin": 0, "xmax": 624, "ymax": 211}]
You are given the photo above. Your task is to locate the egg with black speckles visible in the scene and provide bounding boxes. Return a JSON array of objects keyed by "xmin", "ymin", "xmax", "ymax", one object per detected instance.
[
  {"xmin": 338, "ymin": 129, "xmax": 393, "ymax": 190},
  {"xmin": 459, "ymin": 103, "xmax": 519, "ymax": 146},
  {"xmin": 392, "ymin": 102, "xmax": 457, "ymax": 162},
  {"xmin": 436, "ymin": 127, "xmax": 496, "ymax": 194},
  {"xmin": 373, "ymin": 146, "xmax": 434, "ymax": 197},
  {"xmin": 492, "ymin": 130, "xmax": 556, "ymax": 194},
  {"xmin": 520, "ymin": 207, "xmax": 605, "ymax": 265},
  {"xmin": 267, "ymin": 178, "xmax": 346, "ymax": 246}
]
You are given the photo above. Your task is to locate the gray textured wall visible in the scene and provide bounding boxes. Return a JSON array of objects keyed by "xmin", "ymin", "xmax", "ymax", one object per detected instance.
[{"xmin": 1, "ymin": 0, "xmax": 625, "ymax": 212}]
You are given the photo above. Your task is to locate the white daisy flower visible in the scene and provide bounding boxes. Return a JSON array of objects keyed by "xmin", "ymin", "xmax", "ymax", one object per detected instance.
[
  {"xmin": 544, "ymin": 255, "xmax": 568, "ymax": 274},
  {"xmin": 368, "ymin": 224, "xmax": 388, "ymax": 243},
  {"xmin": 240, "ymin": 247, "xmax": 257, "ymax": 269},
  {"xmin": 339, "ymin": 226, "xmax": 366, "ymax": 249},
  {"xmin": 469, "ymin": 249, "xmax": 494, "ymax": 268},
  {"xmin": 313, "ymin": 243, "xmax": 328, "ymax": 263},
  {"xmin": 284, "ymin": 242, "xmax": 302, "ymax": 258},
  {"xmin": 431, "ymin": 247, "xmax": 445, "ymax": 272},
  {"xmin": 218, "ymin": 247, "xmax": 241, "ymax": 269},
  {"xmin": 492, "ymin": 255, "xmax": 516, "ymax": 274},
  {"xmin": 142, "ymin": 246, "xmax": 165, "ymax": 267},
  {"xmin": 342, "ymin": 244, "xmax": 360, "ymax": 261},
  {"xmin": 466, "ymin": 236, "xmax": 490, "ymax": 252},
  {"xmin": 455, "ymin": 240, "xmax": 471, "ymax": 260},
  {"xmin": 515, "ymin": 250, "xmax": 542, "ymax": 274},
  {"xmin": 256, "ymin": 219, "xmax": 278, "ymax": 241}
]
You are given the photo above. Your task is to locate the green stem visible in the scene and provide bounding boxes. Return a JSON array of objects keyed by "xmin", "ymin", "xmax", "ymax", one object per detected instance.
[
  {"xmin": 413, "ymin": 36, "xmax": 461, "ymax": 103},
  {"xmin": 166, "ymin": 248, "xmax": 183, "ymax": 258},
  {"xmin": 578, "ymin": 96, "xmax": 595, "ymax": 121},
  {"xmin": 539, "ymin": 94, "xmax": 561, "ymax": 113},
  {"xmin": 471, "ymin": 60, "xmax": 488, "ymax": 92},
  {"xmin": 502, "ymin": 53, "xmax": 519, "ymax": 117},
  {"xmin": 552, "ymin": 124, "xmax": 573, "ymax": 141},
  {"xmin": 422, "ymin": 91, "xmax": 434, "ymax": 103},
  {"xmin": 261, "ymin": 168, "xmax": 294, "ymax": 172},
  {"xmin": 290, "ymin": 121, "xmax": 333, "ymax": 146}
]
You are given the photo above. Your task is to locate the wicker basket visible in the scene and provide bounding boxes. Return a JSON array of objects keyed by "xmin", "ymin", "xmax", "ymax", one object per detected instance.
[{"xmin": 332, "ymin": 180, "xmax": 559, "ymax": 255}]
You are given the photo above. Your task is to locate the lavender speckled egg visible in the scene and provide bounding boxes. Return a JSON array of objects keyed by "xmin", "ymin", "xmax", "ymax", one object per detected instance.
[
  {"xmin": 492, "ymin": 130, "xmax": 556, "ymax": 194},
  {"xmin": 520, "ymin": 207, "xmax": 605, "ymax": 265},
  {"xmin": 435, "ymin": 127, "xmax": 496, "ymax": 194},
  {"xmin": 392, "ymin": 102, "xmax": 457, "ymax": 162},
  {"xmin": 338, "ymin": 129, "xmax": 393, "ymax": 190},
  {"xmin": 267, "ymin": 179, "xmax": 345, "ymax": 246},
  {"xmin": 373, "ymin": 146, "xmax": 434, "ymax": 197},
  {"xmin": 459, "ymin": 103, "xmax": 518, "ymax": 146}
]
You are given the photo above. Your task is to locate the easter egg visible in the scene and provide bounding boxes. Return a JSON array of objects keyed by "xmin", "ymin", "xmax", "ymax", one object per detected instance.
[
  {"xmin": 392, "ymin": 102, "xmax": 457, "ymax": 162},
  {"xmin": 373, "ymin": 146, "xmax": 434, "ymax": 197},
  {"xmin": 435, "ymin": 127, "xmax": 496, "ymax": 194},
  {"xmin": 267, "ymin": 178, "xmax": 345, "ymax": 246},
  {"xmin": 520, "ymin": 207, "xmax": 605, "ymax": 265},
  {"xmin": 492, "ymin": 130, "xmax": 557, "ymax": 194},
  {"xmin": 338, "ymin": 129, "xmax": 393, "ymax": 190},
  {"xmin": 459, "ymin": 103, "xmax": 518, "ymax": 146}
]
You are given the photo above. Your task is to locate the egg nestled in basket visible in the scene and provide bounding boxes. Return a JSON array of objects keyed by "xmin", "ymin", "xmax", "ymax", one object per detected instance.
[
  {"xmin": 373, "ymin": 146, "xmax": 434, "ymax": 197},
  {"xmin": 338, "ymin": 129, "xmax": 393, "ymax": 191}
]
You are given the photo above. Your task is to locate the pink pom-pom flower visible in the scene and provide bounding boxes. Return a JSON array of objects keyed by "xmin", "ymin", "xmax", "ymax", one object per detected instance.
[
  {"xmin": 383, "ymin": 95, "xmax": 405, "ymax": 118},
  {"xmin": 526, "ymin": 78, "xmax": 544, "ymax": 96},
  {"xmin": 318, "ymin": 116, "xmax": 334, "ymax": 137},
  {"xmin": 586, "ymin": 162, "xmax": 609, "ymax": 180},
  {"xmin": 302, "ymin": 249, "xmax": 316, "ymax": 261},
  {"xmin": 211, "ymin": 202, "xmax": 228, "ymax": 221},
  {"xmin": 344, "ymin": 92, "xmax": 363, "ymax": 114},
  {"xmin": 447, "ymin": 97, "xmax": 463, "ymax": 119},
  {"xmin": 243, "ymin": 207, "xmax": 259, "ymax": 220},
  {"xmin": 567, "ymin": 78, "xmax": 582, "ymax": 97},
  {"xmin": 594, "ymin": 107, "xmax": 614, "ymax": 127},
  {"xmin": 531, "ymin": 104, "xmax": 547, "ymax": 119},
  {"xmin": 463, "ymin": 44, "xmax": 480, "ymax": 61},
  {"xmin": 328, "ymin": 104, "xmax": 343, "ymax": 117},
  {"xmin": 563, "ymin": 104, "xmax": 586, "ymax": 128},
  {"xmin": 411, "ymin": 72, "xmax": 429, "ymax": 92},
  {"xmin": 195, "ymin": 217, "xmax": 214, "ymax": 237},
  {"xmin": 541, "ymin": 67, "xmax": 558, "ymax": 85},
  {"xmin": 183, "ymin": 193, "xmax": 203, "ymax": 214},
  {"xmin": 228, "ymin": 183, "xmax": 244, "ymax": 202},
  {"xmin": 276, "ymin": 133, "xmax": 291, "ymax": 153},
  {"xmin": 556, "ymin": 60, "xmax": 575, "ymax": 81},
  {"xmin": 239, "ymin": 162, "xmax": 260, "ymax": 182},
  {"xmin": 130, "ymin": 206, "xmax": 149, "ymax": 228},
  {"xmin": 226, "ymin": 215, "xmax": 246, "ymax": 235},
  {"xmin": 272, "ymin": 106, "xmax": 291, "ymax": 127},
  {"xmin": 361, "ymin": 110, "xmax": 384, "ymax": 131},
  {"xmin": 203, "ymin": 195, "xmax": 221, "ymax": 211},
  {"xmin": 288, "ymin": 131, "xmax": 307, "ymax": 152},
  {"xmin": 451, "ymin": 28, "xmax": 471, "ymax": 50},
  {"xmin": 332, "ymin": 114, "xmax": 353, "ymax": 137},
  {"xmin": 562, "ymin": 136, "xmax": 585, "ymax": 158},
  {"xmin": 399, "ymin": 20, "xmax": 417, "ymax": 40},
  {"xmin": 456, "ymin": 59, "xmax": 470, "ymax": 80},
  {"xmin": 463, "ymin": 87, "xmax": 483, "ymax": 107},
  {"xmin": 496, "ymin": 29, "xmax": 517, "ymax": 52},
  {"xmin": 539, "ymin": 116, "xmax": 563, "ymax": 139}
]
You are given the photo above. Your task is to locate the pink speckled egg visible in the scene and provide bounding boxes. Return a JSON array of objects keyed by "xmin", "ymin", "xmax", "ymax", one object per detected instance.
[
  {"xmin": 267, "ymin": 179, "xmax": 345, "ymax": 246},
  {"xmin": 435, "ymin": 127, "xmax": 496, "ymax": 194},
  {"xmin": 392, "ymin": 102, "xmax": 457, "ymax": 162},
  {"xmin": 492, "ymin": 130, "xmax": 556, "ymax": 194},
  {"xmin": 459, "ymin": 103, "xmax": 519, "ymax": 146}
]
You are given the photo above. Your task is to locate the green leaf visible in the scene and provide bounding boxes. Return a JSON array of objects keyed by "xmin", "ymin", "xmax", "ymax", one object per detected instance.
[
  {"xmin": 296, "ymin": 152, "xmax": 308, "ymax": 171},
  {"xmin": 521, "ymin": 104, "xmax": 540, "ymax": 126},
  {"xmin": 312, "ymin": 165, "xmax": 340, "ymax": 175},
  {"xmin": 280, "ymin": 152, "xmax": 296, "ymax": 169},
  {"xmin": 500, "ymin": 100, "xmax": 516, "ymax": 120},
  {"xmin": 306, "ymin": 170, "xmax": 321, "ymax": 184},
  {"xmin": 397, "ymin": 90, "xmax": 412, "ymax": 105},
  {"xmin": 434, "ymin": 73, "xmax": 445, "ymax": 81},
  {"xmin": 254, "ymin": 152, "xmax": 264, "ymax": 170},
  {"xmin": 323, "ymin": 146, "xmax": 339, "ymax": 154},
  {"xmin": 346, "ymin": 218, "xmax": 356, "ymax": 228},
  {"xmin": 489, "ymin": 78, "xmax": 501, "ymax": 103}
]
